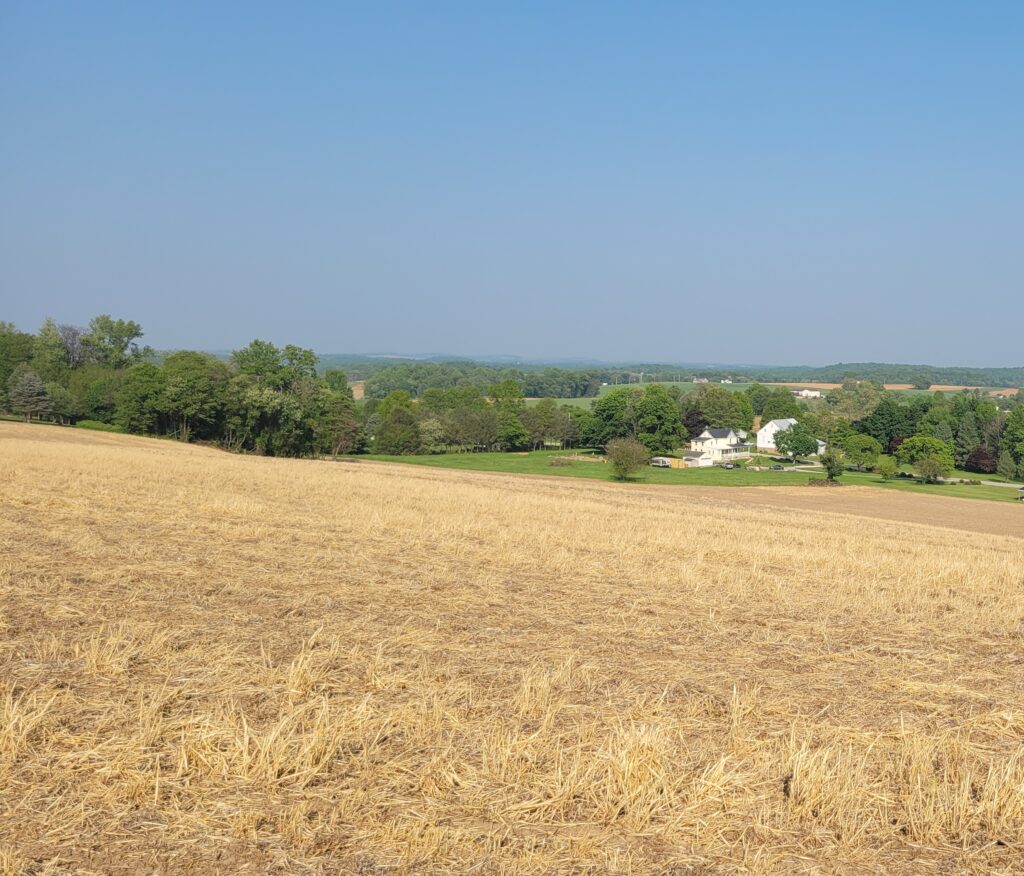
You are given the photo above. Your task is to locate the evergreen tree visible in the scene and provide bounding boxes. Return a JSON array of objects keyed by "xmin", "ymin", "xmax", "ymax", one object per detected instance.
[
  {"xmin": 996, "ymin": 448, "xmax": 1017, "ymax": 480},
  {"xmin": 7, "ymin": 364, "xmax": 51, "ymax": 421},
  {"xmin": 953, "ymin": 411, "xmax": 980, "ymax": 467}
]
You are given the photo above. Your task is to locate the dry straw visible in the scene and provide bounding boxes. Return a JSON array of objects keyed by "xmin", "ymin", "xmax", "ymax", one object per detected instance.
[{"xmin": 1, "ymin": 423, "xmax": 1022, "ymax": 874}]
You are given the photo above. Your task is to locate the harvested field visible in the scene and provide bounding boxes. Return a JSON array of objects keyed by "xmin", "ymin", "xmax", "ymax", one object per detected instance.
[
  {"xmin": 765, "ymin": 382, "xmax": 842, "ymax": 390},
  {"xmin": 2, "ymin": 422, "xmax": 1023, "ymax": 875},
  {"xmin": 927, "ymin": 385, "xmax": 1018, "ymax": 395}
]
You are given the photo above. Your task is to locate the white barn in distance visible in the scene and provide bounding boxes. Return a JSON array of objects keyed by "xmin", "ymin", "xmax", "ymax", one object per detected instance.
[{"xmin": 756, "ymin": 419, "xmax": 826, "ymax": 455}]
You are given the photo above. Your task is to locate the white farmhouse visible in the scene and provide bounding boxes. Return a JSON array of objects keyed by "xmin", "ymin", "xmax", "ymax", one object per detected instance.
[
  {"xmin": 756, "ymin": 419, "xmax": 826, "ymax": 455},
  {"xmin": 689, "ymin": 427, "xmax": 752, "ymax": 464},
  {"xmin": 790, "ymin": 388, "xmax": 822, "ymax": 399}
]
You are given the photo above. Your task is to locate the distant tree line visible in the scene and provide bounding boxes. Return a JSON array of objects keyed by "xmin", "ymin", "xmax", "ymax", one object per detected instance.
[
  {"xmin": 1, "ymin": 318, "xmax": 361, "ymax": 458},
  {"xmin": 347, "ymin": 358, "xmax": 1023, "ymax": 394},
  {"xmin": 3, "ymin": 318, "xmax": 1021, "ymax": 480}
]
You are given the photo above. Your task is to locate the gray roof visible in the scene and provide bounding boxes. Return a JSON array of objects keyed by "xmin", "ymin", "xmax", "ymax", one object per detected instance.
[
  {"xmin": 683, "ymin": 451, "xmax": 709, "ymax": 459},
  {"xmin": 762, "ymin": 418, "xmax": 798, "ymax": 430},
  {"xmin": 703, "ymin": 427, "xmax": 734, "ymax": 439}
]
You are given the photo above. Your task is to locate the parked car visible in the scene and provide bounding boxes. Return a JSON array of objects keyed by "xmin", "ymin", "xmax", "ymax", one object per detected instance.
[
  {"xmin": 770, "ymin": 464, "xmax": 784, "ymax": 471},
  {"xmin": 720, "ymin": 463, "xmax": 737, "ymax": 469}
]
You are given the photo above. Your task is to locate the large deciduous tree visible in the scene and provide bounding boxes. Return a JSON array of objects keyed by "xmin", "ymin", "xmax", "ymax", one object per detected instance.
[
  {"xmin": 633, "ymin": 385, "xmax": 682, "ymax": 454},
  {"xmin": 895, "ymin": 436, "xmax": 954, "ymax": 483},
  {"xmin": 842, "ymin": 434, "xmax": 882, "ymax": 470},
  {"xmin": 82, "ymin": 315, "xmax": 149, "ymax": 369},
  {"xmin": 774, "ymin": 422, "xmax": 819, "ymax": 461}
]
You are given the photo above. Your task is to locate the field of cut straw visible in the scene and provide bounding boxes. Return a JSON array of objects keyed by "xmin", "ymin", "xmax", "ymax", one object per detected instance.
[{"xmin": 1, "ymin": 422, "xmax": 1023, "ymax": 875}]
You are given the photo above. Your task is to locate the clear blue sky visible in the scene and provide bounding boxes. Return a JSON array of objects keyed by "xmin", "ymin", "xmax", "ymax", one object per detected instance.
[{"xmin": 1, "ymin": 2, "xmax": 1021, "ymax": 365}]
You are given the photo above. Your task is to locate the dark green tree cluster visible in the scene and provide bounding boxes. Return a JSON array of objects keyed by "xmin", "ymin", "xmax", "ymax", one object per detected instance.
[
  {"xmin": 365, "ymin": 380, "xmax": 590, "ymax": 454},
  {"xmin": 844, "ymin": 390, "xmax": 1024, "ymax": 480},
  {"xmin": 1, "ymin": 318, "xmax": 361, "ymax": 458},
  {"xmin": 364, "ymin": 362, "xmax": 602, "ymax": 400}
]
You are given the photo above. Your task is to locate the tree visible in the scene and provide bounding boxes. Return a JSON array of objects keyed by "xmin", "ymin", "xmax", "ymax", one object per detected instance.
[
  {"xmin": 606, "ymin": 437, "xmax": 649, "ymax": 481},
  {"xmin": 0, "ymin": 322, "xmax": 35, "ymax": 407},
  {"xmin": 160, "ymin": 351, "xmax": 229, "ymax": 441},
  {"xmin": 7, "ymin": 364, "xmax": 51, "ymax": 421},
  {"xmin": 46, "ymin": 383, "xmax": 77, "ymax": 424},
  {"xmin": 57, "ymin": 324, "xmax": 86, "ymax": 369},
  {"xmin": 488, "ymin": 379, "xmax": 525, "ymax": 412},
  {"xmin": 996, "ymin": 448, "xmax": 1017, "ymax": 480},
  {"xmin": 323, "ymin": 369, "xmax": 354, "ymax": 398},
  {"xmin": 875, "ymin": 456, "xmax": 898, "ymax": 480},
  {"xmin": 842, "ymin": 434, "xmax": 882, "ymax": 470},
  {"xmin": 916, "ymin": 455, "xmax": 951, "ymax": 484},
  {"xmin": 954, "ymin": 411, "xmax": 980, "ymax": 467},
  {"xmin": 114, "ymin": 363, "xmax": 166, "ymax": 434},
  {"xmin": 82, "ymin": 315, "xmax": 149, "ymax": 368},
  {"xmin": 933, "ymin": 420, "xmax": 954, "ymax": 445},
  {"xmin": 67, "ymin": 364, "xmax": 121, "ymax": 422},
  {"xmin": 774, "ymin": 422, "xmax": 818, "ymax": 460},
  {"xmin": 633, "ymin": 384, "xmax": 682, "ymax": 454},
  {"xmin": 232, "ymin": 340, "xmax": 284, "ymax": 382},
  {"xmin": 495, "ymin": 410, "xmax": 529, "ymax": 450},
  {"xmin": 32, "ymin": 318, "xmax": 70, "ymax": 384},
  {"xmin": 375, "ymin": 405, "xmax": 421, "ymax": 454},
  {"xmin": 964, "ymin": 446, "xmax": 996, "ymax": 474},
  {"xmin": 520, "ymin": 398, "xmax": 559, "ymax": 449},
  {"xmin": 694, "ymin": 385, "xmax": 754, "ymax": 431},
  {"xmin": 417, "ymin": 417, "xmax": 446, "ymax": 453},
  {"xmin": 854, "ymin": 397, "xmax": 910, "ymax": 447},
  {"xmin": 279, "ymin": 345, "xmax": 319, "ymax": 389},
  {"xmin": 896, "ymin": 436, "xmax": 954, "ymax": 483},
  {"xmin": 1002, "ymin": 407, "xmax": 1024, "ymax": 466},
  {"xmin": 744, "ymin": 383, "xmax": 772, "ymax": 416},
  {"xmin": 761, "ymin": 389, "xmax": 801, "ymax": 422},
  {"xmin": 591, "ymin": 386, "xmax": 639, "ymax": 445},
  {"xmin": 820, "ymin": 450, "xmax": 844, "ymax": 482},
  {"xmin": 680, "ymin": 405, "xmax": 708, "ymax": 440},
  {"xmin": 315, "ymin": 388, "xmax": 362, "ymax": 456}
]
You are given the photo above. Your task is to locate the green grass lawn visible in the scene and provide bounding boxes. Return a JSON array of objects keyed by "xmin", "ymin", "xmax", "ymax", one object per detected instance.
[
  {"xmin": 363, "ymin": 449, "xmax": 810, "ymax": 486},
  {"xmin": 524, "ymin": 396, "xmax": 595, "ymax": 409},
  {"xmin": 839, "ymin": 469, "xmax": 1020, "ymax": 503},
  {"xmin": 361, "ymin": 449, "xmax": 1022, "ymax": 501}
]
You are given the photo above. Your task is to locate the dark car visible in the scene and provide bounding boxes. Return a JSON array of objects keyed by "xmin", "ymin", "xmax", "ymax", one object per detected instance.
[{"xmin": 770, "ymin": 464, "xmax": 784, "ymax": 471}]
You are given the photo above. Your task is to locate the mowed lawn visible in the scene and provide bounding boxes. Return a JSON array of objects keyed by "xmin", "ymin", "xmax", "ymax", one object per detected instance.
[{"xmin": 364, "ymin": 449, "xmax": 1023, "ymax": 502}]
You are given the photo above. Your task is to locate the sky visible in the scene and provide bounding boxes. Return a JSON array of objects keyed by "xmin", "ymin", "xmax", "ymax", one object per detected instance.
[{"xmin": 1, "ymin": 2, "xmax": 1022, "ymax": 366}]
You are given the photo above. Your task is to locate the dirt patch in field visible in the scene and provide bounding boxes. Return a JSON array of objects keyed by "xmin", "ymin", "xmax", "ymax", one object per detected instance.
[
  {"xmin": 651, "ymin": 484, "xmax": 1024, "ymax": 539},
  {"xmin": 350, "ymin": 379, "xmax": 366, "ymax": 399}
]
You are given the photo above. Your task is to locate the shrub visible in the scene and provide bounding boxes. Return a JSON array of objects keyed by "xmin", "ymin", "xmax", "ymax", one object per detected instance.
[
  {"xmin": 964, "ymin": 446, "xmax": 996, "ymax": 474},
  {"xmin": 75, "ymin": 420, "xmax": 125, "ymax": 433},
  {"xmin": 605, "ymin": 437, "xmax": 649, "ymax": 481},
  {"xmin": 875, "ymin": 457, "xmax": 898, "ymax": 480},
  {"xmin": 820, "ymin": 450, "xmax": 844, "ymax": 482}
]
